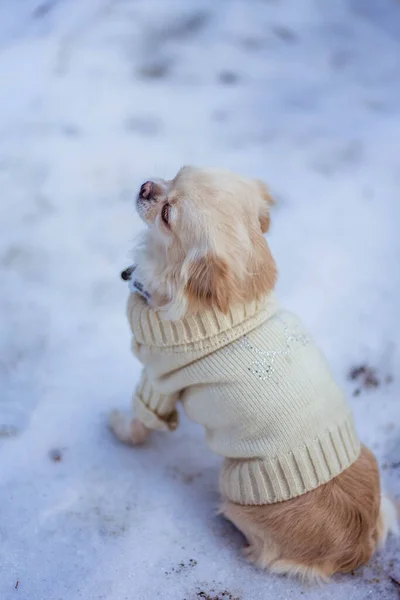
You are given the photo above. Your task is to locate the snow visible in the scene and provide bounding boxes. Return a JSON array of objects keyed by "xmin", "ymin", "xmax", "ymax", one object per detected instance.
[{"xmin": 0, "ymin": 0, "xmax": 399, "ymax": 598}]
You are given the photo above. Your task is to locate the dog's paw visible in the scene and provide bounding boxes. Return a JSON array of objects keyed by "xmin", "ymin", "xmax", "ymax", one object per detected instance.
[
  {"xmin": 108, "ymin": 410, "xmax": 150, "ymax": 446},
  {"xmin": 131, "ymin": 418, "xmax": 151, "ymax": 445},
  {"xmin": 108, "ymin": 410, "xmax": 132, "ymax": 443},
  {"xmin": 242, "ymin": 544, "xmax": 260, "ymax": 565}
]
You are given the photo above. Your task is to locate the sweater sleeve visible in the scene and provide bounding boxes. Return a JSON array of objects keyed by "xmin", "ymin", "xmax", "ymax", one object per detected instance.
[{"xmin": 134, "ymin": 370, "xmax": 180, "ymax": 432}]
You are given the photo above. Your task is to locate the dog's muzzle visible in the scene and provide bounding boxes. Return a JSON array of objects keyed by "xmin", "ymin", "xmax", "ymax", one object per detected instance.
[{"xmin": 139, "ymin": 181, "xmax": 154, "ymax": 200}]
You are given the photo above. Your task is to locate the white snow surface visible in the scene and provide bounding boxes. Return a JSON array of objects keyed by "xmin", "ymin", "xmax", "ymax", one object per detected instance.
[{"xmin": 0, "ymin": 1, "xmax": 399, "ymax": 599}]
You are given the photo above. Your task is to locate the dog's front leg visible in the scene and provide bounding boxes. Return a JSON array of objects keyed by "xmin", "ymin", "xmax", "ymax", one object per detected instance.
[{"xmin": 109, "ymin": 412, "xmax": 151, "ymax": 446}]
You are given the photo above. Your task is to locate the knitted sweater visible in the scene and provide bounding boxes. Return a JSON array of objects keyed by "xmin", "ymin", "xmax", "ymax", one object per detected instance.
[{"xmin": 128, "ymin": 292, "xmax": 360, "ymax": 505}]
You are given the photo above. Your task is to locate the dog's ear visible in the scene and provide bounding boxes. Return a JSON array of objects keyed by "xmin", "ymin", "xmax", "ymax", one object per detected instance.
[
  {"xmin": 255, "ymin": 179, "xmax": 275, "ymax": 233},
  {"xmin": 185, "ymin": 254, "xmax": 233, "ymax": 314},
  {"xmin": 185, "ymin": 242, "xmax": 277, "ymax": 314},
  {"xmin": 248, "ymin": 227, "xmax": 277, "ymax": 299}
]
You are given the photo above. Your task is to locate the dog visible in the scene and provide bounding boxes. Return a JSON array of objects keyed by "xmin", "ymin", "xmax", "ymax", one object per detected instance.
[{"xmin": 110, "ymin": 166, "xmax": 397, "ymax": 582}]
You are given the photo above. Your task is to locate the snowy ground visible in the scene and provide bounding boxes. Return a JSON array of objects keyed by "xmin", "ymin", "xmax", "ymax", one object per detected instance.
[{"xmin": 0, "ymin": 0, "xmax": 399, "ymax": 598}]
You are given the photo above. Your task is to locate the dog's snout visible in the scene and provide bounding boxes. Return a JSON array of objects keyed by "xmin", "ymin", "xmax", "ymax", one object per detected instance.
[{"xmin": 139, "ymin": 181, "xmax": 154, "ymax": 200}]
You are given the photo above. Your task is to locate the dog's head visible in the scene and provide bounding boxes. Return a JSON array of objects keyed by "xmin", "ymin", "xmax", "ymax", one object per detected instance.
[{"xmin": 134, "ymin": 166, "xmax": 277, "ymax": 319}]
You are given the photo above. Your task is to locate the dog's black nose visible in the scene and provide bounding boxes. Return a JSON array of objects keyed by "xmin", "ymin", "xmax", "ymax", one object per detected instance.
[{"xmin": 139, "ymin": 181, "xmax": 153, "ymax": 200}]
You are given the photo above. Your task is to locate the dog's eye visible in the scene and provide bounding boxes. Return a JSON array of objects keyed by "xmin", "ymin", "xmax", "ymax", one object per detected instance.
[{"xmin": 161, "ymin": 203, "xmax": 170, "ymax": 226}]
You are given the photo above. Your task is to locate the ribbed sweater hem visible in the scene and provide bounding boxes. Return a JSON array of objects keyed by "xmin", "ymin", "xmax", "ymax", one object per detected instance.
[{"xmin": 220, "ymin": 415, "xmax": 361, "ymax": 505}]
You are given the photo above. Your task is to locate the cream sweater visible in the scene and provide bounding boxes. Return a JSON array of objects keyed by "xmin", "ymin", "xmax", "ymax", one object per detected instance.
[{"xmin": 128, "ymin": 292, "xmax": 360, "ymax": 505}]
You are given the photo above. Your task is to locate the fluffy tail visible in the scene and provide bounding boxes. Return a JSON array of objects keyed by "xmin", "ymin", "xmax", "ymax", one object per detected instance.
[{"xmin": 377, "ymin": 494, "xmax": 398, "ymax": 549}]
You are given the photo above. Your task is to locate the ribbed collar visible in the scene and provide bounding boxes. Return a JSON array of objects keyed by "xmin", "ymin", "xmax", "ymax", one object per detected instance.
[{"xmin": 127, "ymin": 292, "xmax": 279, "ymax": 349}]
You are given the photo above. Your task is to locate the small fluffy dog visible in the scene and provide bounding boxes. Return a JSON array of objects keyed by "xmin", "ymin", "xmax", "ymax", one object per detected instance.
[{"xmin": 110, "ymin": 166, "xmax": 397, "ymax": 582}]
